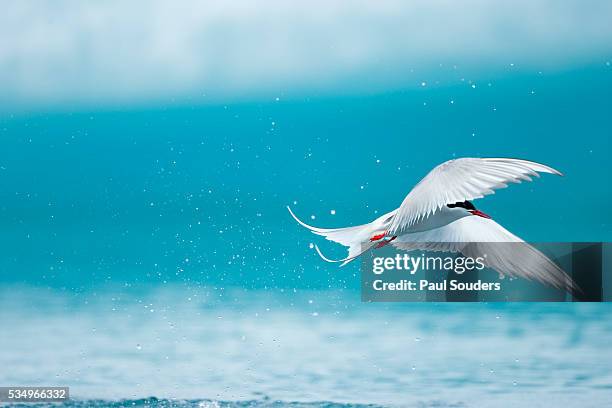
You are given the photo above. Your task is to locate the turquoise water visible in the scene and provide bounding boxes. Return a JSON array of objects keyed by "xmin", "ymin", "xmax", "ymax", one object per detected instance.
[
  {"xmin": 1, "ymin": 63, "xmax": 612, "ymax": 407},
  {"xmin": 2, "ymin": 286, "xmax": 612, "ymax": 407}
]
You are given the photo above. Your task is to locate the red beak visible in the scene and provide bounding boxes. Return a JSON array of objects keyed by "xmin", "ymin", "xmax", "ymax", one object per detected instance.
[{"xmin": 469, "ymin": 209, "xmax": 491, "ymax": 219}]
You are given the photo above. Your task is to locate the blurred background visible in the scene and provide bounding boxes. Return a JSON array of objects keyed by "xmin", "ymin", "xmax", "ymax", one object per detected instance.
[{"xmin": 0, "ymin": 1, "xmax": 611, "ymax": 407}]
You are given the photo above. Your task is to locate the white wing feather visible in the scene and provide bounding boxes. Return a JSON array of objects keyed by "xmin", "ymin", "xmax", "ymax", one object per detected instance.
[{"xmin": 389, "ymin": 158, "xmax": 562, "ymax": 234}]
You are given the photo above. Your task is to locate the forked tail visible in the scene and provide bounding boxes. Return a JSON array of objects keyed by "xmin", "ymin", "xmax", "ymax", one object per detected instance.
[{"xmin": 287, "ymin": 206, "xmax": 375, "ymax": 266}]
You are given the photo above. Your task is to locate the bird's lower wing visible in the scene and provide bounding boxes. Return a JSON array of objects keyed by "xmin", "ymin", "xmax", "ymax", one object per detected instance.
[{"xmin": 392, "ymin": 216, "xmax": 578, "ymax": 293}]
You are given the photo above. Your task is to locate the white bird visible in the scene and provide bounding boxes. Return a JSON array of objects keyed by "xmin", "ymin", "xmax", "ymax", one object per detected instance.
[{"xmin": 288, "ymin": 157, "xmax": 578, "ymax": 293}]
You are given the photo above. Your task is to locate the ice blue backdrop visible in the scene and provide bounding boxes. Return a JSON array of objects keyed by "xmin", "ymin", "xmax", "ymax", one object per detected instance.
[{"xmin": 0, "ymin": 63, "xmax": 610, "ymax": 289}]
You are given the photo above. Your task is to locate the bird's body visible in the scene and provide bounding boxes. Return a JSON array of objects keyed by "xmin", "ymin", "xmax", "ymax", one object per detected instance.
[{"xmin": 288, "ymin": 157, "xmax": 577, "ymax": 293}]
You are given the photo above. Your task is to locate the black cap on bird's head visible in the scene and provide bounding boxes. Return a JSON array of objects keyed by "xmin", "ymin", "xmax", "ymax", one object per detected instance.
[
  {"xmin": 447, "ymin": 200, "xmax": 491, "ymax": 219},
  {"xmin": 447, "ymin": 200, "xmax": 476, "ymax": 210}
]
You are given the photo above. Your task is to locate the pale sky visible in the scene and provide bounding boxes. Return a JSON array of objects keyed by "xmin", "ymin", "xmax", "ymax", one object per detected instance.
[{"xmin": 1, "ymin": 0, "xmax": 611, "ymax": 110}]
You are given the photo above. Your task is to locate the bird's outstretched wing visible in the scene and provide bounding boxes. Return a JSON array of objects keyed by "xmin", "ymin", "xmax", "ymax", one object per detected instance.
[
  {"xmin": 388, "ymin": 158, "xmax": 562, "ymax": 234},
  {"xmin": 392, "ymin": 215, "xmax": 578, "ymax": 294}
]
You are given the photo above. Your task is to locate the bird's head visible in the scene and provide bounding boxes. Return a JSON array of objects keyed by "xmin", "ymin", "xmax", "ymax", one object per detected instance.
[{"xmin": 447, "ymin": 200, "xmax": 491, "ymax": 219}]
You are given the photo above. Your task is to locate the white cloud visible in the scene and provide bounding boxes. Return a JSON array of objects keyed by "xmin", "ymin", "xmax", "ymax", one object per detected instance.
[{"xmin": 1, "ymin": 0, "xmax": 611, "ymax": 110}]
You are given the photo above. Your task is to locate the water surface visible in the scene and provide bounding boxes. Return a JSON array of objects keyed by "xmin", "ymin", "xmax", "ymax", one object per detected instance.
[{"xmin": 2, "ymin": 285, "xmax": 611, "ymax": 407}]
